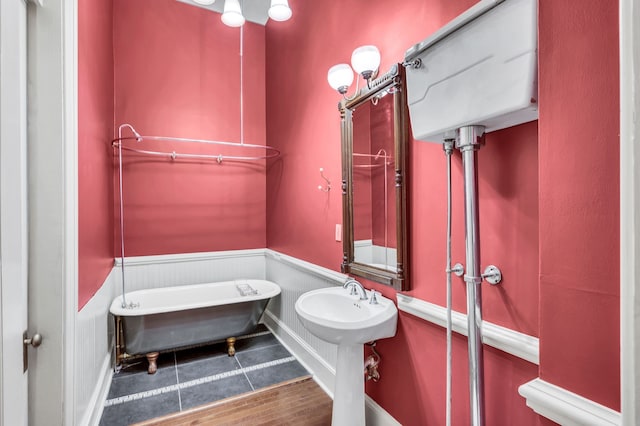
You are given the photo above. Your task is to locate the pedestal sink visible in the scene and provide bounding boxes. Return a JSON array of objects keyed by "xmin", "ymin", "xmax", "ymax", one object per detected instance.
[{"xmin": 295, "ymin": 286, "xmax": 398, "ymax": 426}]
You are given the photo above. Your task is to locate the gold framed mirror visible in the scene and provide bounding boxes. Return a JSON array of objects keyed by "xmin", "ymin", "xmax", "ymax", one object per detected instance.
[{"xmin": 339, "ymin": 64, "xmax": 409, "ymax": 290}]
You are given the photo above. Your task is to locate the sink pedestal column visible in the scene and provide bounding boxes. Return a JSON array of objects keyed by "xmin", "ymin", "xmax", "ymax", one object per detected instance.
[{"xmin": 333, "ymin": 343, "xmax": 365, "ymax": 426}]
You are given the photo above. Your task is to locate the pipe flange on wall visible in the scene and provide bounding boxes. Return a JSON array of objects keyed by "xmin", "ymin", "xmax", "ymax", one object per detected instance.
[{"xmin": 482, "ymin": 265, "xmax": 502, "ymax": 285}]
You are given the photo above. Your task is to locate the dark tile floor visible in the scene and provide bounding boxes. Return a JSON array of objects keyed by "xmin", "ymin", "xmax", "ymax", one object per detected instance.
[{"xmin": 99, "ymin": 325, "xmax": 309, "ymax": 426}]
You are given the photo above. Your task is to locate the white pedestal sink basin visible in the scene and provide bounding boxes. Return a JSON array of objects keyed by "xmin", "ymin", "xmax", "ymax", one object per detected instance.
[{"xmin": 295, "ymin": 286, "xmax": 398, "ymax": 426}]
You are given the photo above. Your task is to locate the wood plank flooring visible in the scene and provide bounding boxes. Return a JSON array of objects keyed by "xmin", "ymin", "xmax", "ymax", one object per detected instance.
[{"xmin": 133, "ymin": 376, "xmax": 332, "ymax": 426}]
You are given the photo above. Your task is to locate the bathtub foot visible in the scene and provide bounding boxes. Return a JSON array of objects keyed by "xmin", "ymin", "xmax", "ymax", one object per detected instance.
[
  {"xmin": 146, "ymin": 352, "xmax": 159, "ymax": 374},
  {"xmin": 226, "ymin": 337, "xmax": 236, "ymax": 356}
]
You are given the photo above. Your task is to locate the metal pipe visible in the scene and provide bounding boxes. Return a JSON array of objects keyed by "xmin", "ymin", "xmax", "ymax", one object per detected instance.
[
  {"xmin": 443, "ymin": 139, "xmax": 455, "ymax": 426},
  {"xmin": 456, "ymin": 125, "xmax": 485, "ymax": 426}
]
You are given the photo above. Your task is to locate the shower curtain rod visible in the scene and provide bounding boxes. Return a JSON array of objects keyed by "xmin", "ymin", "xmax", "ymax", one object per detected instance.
[
  {"xmin": 352, "ymin": 150, "xmax": 394, "ymax": 167},
  {"xmin": 353, "ymin": 151, "xmax": 393, "ymax": 159},
  {"xmin": 112, "ymin": 133, "xmax": 280, "ymax": 163}
]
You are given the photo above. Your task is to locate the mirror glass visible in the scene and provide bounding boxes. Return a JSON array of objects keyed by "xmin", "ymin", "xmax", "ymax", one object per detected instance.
[
  {"xmin": 352, "ymin": 96, "xmax": 397, "ymax": 271},
  {"xmin": 340, "ymin": 64, "xmax": 409, "ymax": 290}
]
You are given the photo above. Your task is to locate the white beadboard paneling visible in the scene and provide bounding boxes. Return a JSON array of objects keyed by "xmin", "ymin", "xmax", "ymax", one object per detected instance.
[
  {"xmin": 262, "ymin": 310, "xmax": 336, "ymax": 396},
  {"xmin": 264, "ymin": 250, "xmax": 345, "ymax": 378},
  {"xmin": 113, "ymin": 249, "xmax": 266, "ymax": 294},
  {"xmin": 397, "ymin": 294, "xmax": 539, "ymax": 364},
  {"xmin": 518, "ymin": 378, "xmax": 621, "ymax": 425},
  {"xmin": 76, "ymin": 268, "xmax": 116, "ymax": 426}
]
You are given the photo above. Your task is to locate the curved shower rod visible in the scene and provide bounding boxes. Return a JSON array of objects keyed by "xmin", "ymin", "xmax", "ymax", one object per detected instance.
[{"xmin": 112, "ymin": 129, "xmax": 280, "ymax": 163}]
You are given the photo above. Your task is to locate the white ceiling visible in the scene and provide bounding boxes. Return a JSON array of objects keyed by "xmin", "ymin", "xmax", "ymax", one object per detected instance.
[{"xmin": 176, "ymin": 0, "xmax": 272, "ymax": 26}]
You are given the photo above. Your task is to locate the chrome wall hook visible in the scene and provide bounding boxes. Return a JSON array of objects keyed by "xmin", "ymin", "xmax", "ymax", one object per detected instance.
[{"xmin": 318, "ymin": 167, "xmax": 331, "ymax": 192}]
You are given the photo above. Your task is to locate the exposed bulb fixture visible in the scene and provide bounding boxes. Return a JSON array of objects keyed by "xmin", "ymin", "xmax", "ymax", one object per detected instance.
[
  {"xmin": 327, "ymin": 45, "xmax": 381, "ymax": 99},
  {"xmin": 193, "ymin": 0, "xmax": 216, "ymax": 5},
  {"xmin": 268, "ymin": 0, "xmax": 292, "ymax": 21},
  {"xmin": 327, "ymin": 64, "xmax": 354, "ymax": 95},
  {"xmin": 221, "ymin": 0, "xmax": 245, "ymax": 27},
  {"xmin": 351, "ymin": 45, "xmax": 381, "ymax": 81}
]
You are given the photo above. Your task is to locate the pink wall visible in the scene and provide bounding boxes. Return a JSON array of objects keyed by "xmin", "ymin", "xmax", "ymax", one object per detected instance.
[
  {"xmin": 112, "ymin": 0, "xmax": 267, "ymax": 256},
  {"xmin": 266, "ymin": 0, "xmax": 618, "ymax": 424},
  {"xmin": 538, "ymin": 0, "xmax": 620, "ymax": 410},
  {"xmin": 78, "ymin": 0, "xmax": 115, "ymax": 309}
]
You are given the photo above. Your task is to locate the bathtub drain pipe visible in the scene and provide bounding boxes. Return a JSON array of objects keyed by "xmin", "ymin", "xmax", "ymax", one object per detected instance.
[{"xmin": 364, "ymin": 341, "xmax": 381, "ymax": 382}]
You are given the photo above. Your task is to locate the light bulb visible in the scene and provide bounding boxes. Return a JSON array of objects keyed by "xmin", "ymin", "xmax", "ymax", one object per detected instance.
[
  {"xmin": 221, "ymin": 0, "xmax": 245, "ymax": 27},
  {"xmin": 351, "ymin": 45, "xmax": 381, "ymax": 80},
  {"xmin": 268, "ymin": 0, "xmax": 292, "ymax": 21},
  {"xmin": 327, "ymin": 64, "xmax": 354, "ymax": 94}
]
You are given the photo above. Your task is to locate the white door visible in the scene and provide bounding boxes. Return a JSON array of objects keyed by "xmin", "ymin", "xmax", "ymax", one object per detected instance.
[{"xmin": 0, "ymin": 0, "xmax": 30, "ymax": 424}]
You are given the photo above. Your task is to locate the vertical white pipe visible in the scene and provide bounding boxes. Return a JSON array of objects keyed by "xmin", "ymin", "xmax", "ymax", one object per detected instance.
[
  {"xmin": 239, "ymin": 24, "xmax": 244, "ymax": 145},
  {"xmin": 457, "ymin": 125, "xmax": 485, "ymax": 426},
  {"xmin": 117, "ymin": 129, "xmax": 127, "ymax": 308}
]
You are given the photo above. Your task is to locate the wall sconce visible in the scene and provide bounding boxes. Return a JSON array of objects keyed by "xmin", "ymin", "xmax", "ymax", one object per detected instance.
[{"xmin": 327, "ymin": 45, "xmax": 381, "ymax": 99}]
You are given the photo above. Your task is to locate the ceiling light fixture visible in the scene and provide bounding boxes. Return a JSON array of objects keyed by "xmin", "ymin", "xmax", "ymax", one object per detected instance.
[
  {"xmin": 327, "ymin": 45, "xmax": 381, "ymax": 99},
  {"xmin": 268, "ymin": 0, "xmax": 292, "ymax": 22},
  {"xmin": 193, "ymin": 0, "xmax": 216, "ymax": 5},
  {"xmin": 221, "ymin": 0, "xmax": 245, "ymax": 27}
]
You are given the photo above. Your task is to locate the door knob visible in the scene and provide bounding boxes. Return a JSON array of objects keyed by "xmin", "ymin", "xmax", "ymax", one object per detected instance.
[
  {"xmin": 23, "ymin": 331, "xmax": 43, "ymax": 372},
  {"xmin": 24, "ymin": 333, "xmax": 43, "ymax": 348}
]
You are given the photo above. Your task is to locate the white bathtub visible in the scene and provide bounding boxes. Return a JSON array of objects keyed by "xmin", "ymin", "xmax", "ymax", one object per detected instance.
[{"xmin": 110, "ymin": 279, "xmax": 281, "ymax": 360}]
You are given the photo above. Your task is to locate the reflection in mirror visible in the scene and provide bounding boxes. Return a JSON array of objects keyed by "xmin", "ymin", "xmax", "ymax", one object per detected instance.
[
  {"xmin": 340, "ymin": 64, "xmax": 409, "ymax": 290},
  {"xmin": 352, "ymin": 95, "xmax": 397, "ymax": 272}
]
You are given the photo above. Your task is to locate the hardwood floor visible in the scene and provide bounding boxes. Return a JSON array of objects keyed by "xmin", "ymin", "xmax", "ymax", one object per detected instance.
[{"xmin": 133, "ymin": 376, "xmax": 333, "ymax": 426}]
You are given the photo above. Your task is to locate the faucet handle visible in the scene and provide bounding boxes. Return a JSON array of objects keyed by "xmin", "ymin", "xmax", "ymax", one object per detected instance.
[
  {"xmin": 349, "ymin": 285, "xmax": 358, "ymax": 296},
  {"xmin": 369, "ymin": 290, "xmax": 379, "ymax": 305}
]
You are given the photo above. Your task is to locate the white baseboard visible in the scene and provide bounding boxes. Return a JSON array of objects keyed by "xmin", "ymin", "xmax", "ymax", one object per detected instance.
[
  {"xmin": 518, "ymin": 378, "xmax": 621, "ymax": 425},
  {"xmin": 397, "ymin": 293, "xmax": 539, "ymax": 364},
  {"xmin": 80, "ymin": 353, "xmax": 112, "ymax": 426},
  {"xmin": 365, "ymin": 395, "xmax": 403, "ymax": 426}
]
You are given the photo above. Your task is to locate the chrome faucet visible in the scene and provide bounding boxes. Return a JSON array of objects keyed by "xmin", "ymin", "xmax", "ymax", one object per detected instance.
[{"xmin": 343, "ymin": 278, "xmax": 368, "ymax": 300}]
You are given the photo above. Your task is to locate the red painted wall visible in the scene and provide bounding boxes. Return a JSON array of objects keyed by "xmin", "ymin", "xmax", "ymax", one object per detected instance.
[
  {"xmin": 538, "ymin": 0, "xmax": 620, "ymax": 410},
  {"xmin": 78, "ymin": 0, "xmax": 115, "ymax": 309},
  {"xmin": 266, "ymin": 0, "xmax": 619, "ymax": 424},
  {"xmin": 112, "ymin": 0, "xmax": 267, "ymax": 256}
]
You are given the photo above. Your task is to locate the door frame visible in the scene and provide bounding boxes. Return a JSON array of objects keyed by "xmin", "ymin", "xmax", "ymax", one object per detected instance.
[
  {"xmin": 620, "ymin": 0, "xmax": 640, "ymax": 423},
  {"xmin": 26, "ymin": 0, "xmax": 78, "ymax": 424},
  {"xmin": 0, "ymin": 0, "xmax": 29, "ymax": 424}
]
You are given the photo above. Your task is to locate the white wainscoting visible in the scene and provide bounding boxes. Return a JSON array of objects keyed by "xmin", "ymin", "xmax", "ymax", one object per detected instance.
[
  {"xmin": 79, "ymin": 249, "xmax": 400, "ymax": 426},
  {"xmin": 112, "ymin": 249, "xmax": 266, "ymax": 294},
  {"xmin": 75, "ymin": 268, "xmax": 116, "ymax": 426}
]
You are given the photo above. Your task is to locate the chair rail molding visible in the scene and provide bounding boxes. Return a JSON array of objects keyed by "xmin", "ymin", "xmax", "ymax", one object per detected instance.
[
  {"xmin": 396, "ymin": 294, "xmax": 539, "ymax": 364},
  {"xmin": 518, "ymin": 378, "xmax": 621, "ymax": 425}
]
